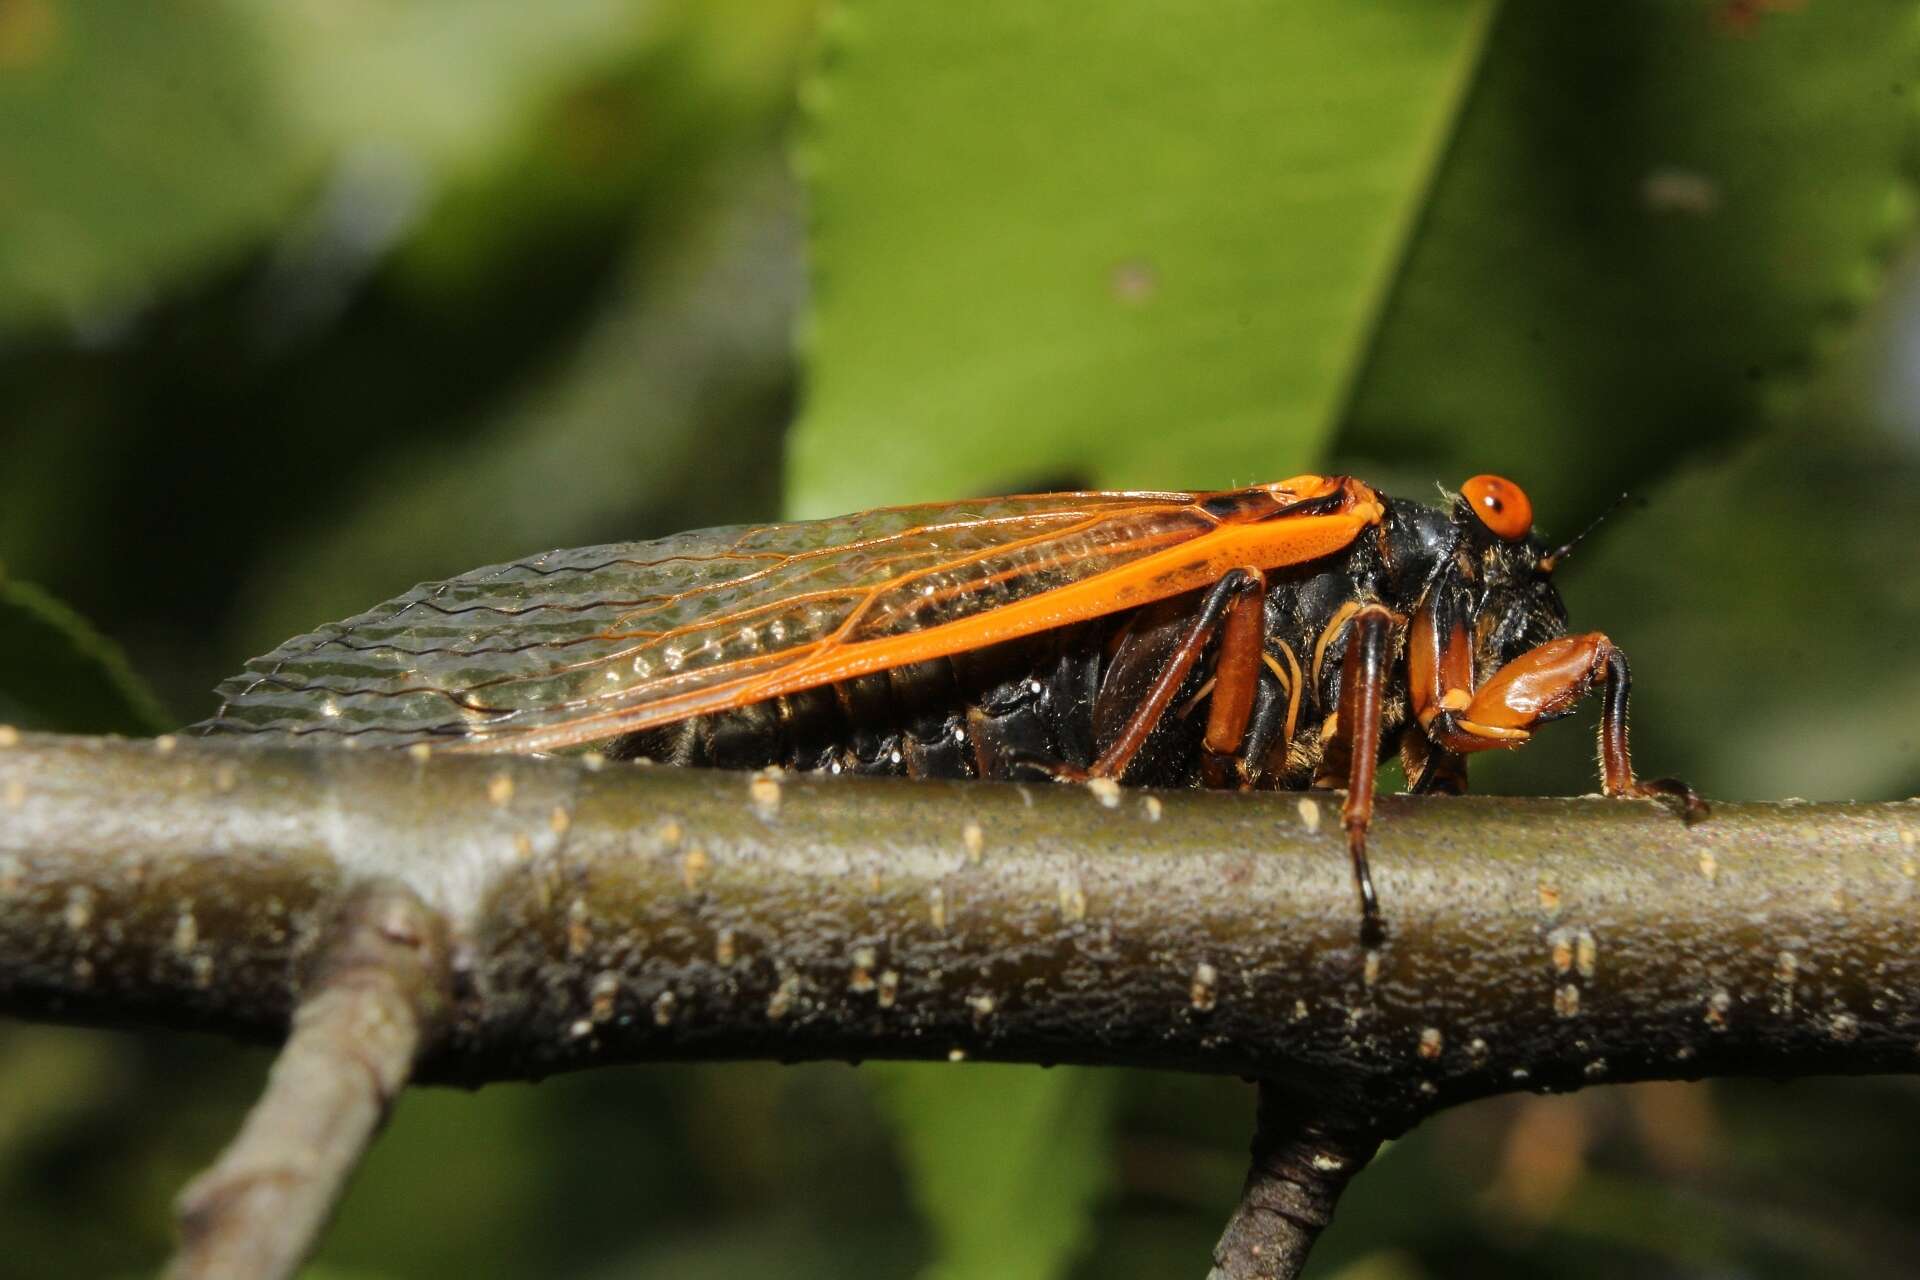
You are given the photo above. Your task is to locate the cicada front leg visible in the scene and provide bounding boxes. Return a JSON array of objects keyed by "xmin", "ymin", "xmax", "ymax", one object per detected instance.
[
  {"xmin": 1418, "ymin": 628, "xmax": 1707, "ymax": 822},
  {"xmin": 1397, "ymin": 727, "xmax": 1467, "ymax": 796}
]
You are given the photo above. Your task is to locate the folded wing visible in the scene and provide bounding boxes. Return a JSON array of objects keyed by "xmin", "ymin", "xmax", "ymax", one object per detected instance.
[{"xmin": 193, "ymin": 490, "xmax": 1229, "ymax": 751}]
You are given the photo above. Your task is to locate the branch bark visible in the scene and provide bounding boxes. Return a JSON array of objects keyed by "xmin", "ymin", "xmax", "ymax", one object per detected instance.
[
  {"xmin": 2, "ymin": 731, "xmax": 1916, "ymax": 1274},
  {"xmin": 1208, "ymin": 1083, "xmax": 1386, "ymax": 1280},
  {"xmin": 166, "ymin": 882, "xmax": 448, "ymax": 1280}
]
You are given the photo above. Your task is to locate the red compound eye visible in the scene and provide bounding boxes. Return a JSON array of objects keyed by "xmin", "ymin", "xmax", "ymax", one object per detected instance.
[{"xmin": 1462, "ymin": 474, "xmax": 1533, "ymax": 542}]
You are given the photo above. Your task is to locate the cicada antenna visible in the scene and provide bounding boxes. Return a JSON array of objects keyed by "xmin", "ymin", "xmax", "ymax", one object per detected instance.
[{"xmin": 1537, "ymin": 491, "xmax": 1634, "ymax": 574}]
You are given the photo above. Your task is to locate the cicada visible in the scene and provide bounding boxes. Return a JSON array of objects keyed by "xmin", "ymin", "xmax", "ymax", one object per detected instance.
[{"xmin": 194, "ymin": 473, "xmax": 1702, "ymax": 936}]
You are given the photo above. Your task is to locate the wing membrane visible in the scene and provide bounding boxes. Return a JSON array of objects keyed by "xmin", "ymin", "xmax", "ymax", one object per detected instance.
[{"xmin": 193, "ymin": 490, "xmax": 1238, "ymax": 750}]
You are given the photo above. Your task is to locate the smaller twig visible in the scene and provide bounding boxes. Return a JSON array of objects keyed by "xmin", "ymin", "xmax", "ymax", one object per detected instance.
[
  {"xmin": 1207, "ymin": 1083, "xmax": 1389, "ymax": 1280},
  {"xmin": 165, "ymin": 882, "xmax": 449, "ymax": 1280}
]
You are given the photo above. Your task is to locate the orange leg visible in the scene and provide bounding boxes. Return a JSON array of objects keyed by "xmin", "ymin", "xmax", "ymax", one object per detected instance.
[
  {"xmin": 1203, "ymin": 583, "xmax": 1267, "ymax": 756},
  {"xmin": 1423, "ymin": 631, "xmax": 1706, "ymax": 820},
  {"xmin": 1329, "ymin": 604, "xmax": 1397, "ymax": 941},
  {"xmin": 1081, "ymin": 568, "xmax": 1266, "ymax": 781}
]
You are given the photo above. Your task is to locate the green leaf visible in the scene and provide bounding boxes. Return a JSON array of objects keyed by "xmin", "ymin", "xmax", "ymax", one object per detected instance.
[
  {"xmin": 0, "ymin": 573, "xmax": 171, "ymax": 735},
  {"xmin": 871, "ymin": 1063, "xmax": 1118, "ymax": 1280},
  {"xmin": 788, "ymin": 0, "xmax": 1496, "ymax": 516},
  {"xmin": 0, "ymin": 0, "xmax": 311, "ymax": 330},
  {"xmin": 1341, "ymin": 1, "xmax": 1920, "ymax": 516}
]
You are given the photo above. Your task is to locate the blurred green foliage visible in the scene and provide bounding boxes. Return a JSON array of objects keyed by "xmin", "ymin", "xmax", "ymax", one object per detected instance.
[
  {"xmin": 0, "ymin": 573, "xmax": 169, "ymax": 734},
  {"xmin": 1344, "ymin": 3, "xmax": 1920, "ymax": 517},
  {"xmin": 0, "ymin": 2, "xmax": 307, "ymax": 330},
  {"xmin": 871, "ymin": 1064, "xmax": 1118, "ymax": 1280},
  {"xmin": 1, "ymin": 2, "xmax": 1918, "ymax": 1278}
]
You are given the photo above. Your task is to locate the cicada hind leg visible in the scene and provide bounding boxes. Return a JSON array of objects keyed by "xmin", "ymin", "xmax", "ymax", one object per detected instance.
[
  {"xmin": 1073, "ymin": 574, "xmax": 1404, "ymax": 942},
  {"xmin": 1064, "ymin": 568, "xmax": 1268, "ymax": 782},
  {"xmin": 1315, "ymin": 604, "xmax": 1399, "ymax": 945}
]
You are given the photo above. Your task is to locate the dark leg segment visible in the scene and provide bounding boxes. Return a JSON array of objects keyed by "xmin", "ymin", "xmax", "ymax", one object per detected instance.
[
  {"xmin": 1085, "ymin": 569, "xmax": 1264, "ymax": 781},
  {"xmin": 1599, "ymin": 647, "xmax": 1707, "ymax": 820},
  {"xmin": 1398, "ymin": 727, "xmax": 1468, "ymax": 795},
  {"xmin": 1336, "ymin": 604, "xmax": 1396, "ymax": 939}
]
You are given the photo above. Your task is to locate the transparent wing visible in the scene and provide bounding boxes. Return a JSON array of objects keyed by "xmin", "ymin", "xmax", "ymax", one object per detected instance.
[{"xmin": 192, "ymin": 490, "xmax": 1231, "ymax": 750}]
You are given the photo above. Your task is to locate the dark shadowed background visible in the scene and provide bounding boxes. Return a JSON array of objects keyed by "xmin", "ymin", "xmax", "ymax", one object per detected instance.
[{"xmin": 3, "ymin": 2, "xmax": 1919, "ymax": 1277}]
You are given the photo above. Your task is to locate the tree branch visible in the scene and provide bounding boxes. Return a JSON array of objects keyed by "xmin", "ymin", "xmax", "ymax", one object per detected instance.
[
  {"xmin": 1208, "ymin": 1083, "xmax": 1386, "ymax": 1280},
  {"xmin": 2, "ymin": 731, "xmax": 1916, "ymax": 1273},
  {"xmin": 166, "ymin": 881, "xmax": 449, "ymax": 1280}
]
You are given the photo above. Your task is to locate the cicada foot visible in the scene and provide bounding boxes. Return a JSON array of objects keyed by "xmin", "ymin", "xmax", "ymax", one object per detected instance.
[
  {"xmin": 1012, "ymin": 753, "xmax": 1089, "ymax": 785},
  {"xmin": 1615, "ymin": 775, "xmax": 1710, "ymax": 825},
  {"xmin": 1350, "ymin": 823, "xmax": 1387, "ymax": 947}
]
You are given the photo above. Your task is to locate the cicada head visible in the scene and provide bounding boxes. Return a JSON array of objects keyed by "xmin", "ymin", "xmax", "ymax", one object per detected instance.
[{"xmin": 1454, "ymin": 475, "xmax": 1570, "ymax": 667}]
